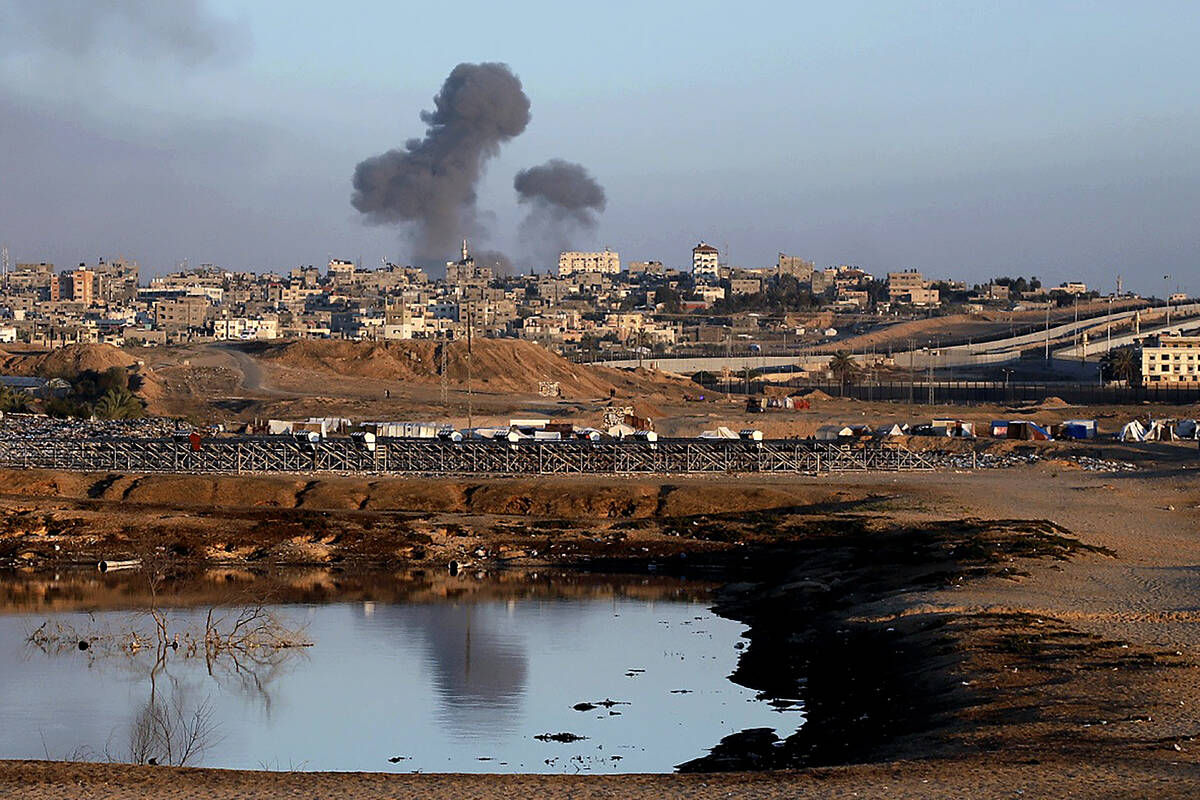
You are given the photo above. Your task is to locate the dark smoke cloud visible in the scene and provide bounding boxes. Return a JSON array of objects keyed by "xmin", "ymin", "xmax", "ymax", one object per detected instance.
[
  {"xmin": 513, "ymin": 159, "xmax": 607, "ymax": 268},
  {"xmin": 351, "ymin": 63, "xmax": 531, "ymax": 266},
  {"xmin": 2, "ymin": 0, "xmax": 242, "ymax": 64},
  {"xmin": 473, "ymin": 249, "xmax": 514, "ymax": 278}
]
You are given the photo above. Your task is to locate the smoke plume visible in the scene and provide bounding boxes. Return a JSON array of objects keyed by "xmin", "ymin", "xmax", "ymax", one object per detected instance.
[
  {"xmin": 513, "ymin": 159, "xmax": 607, "ymax": 267},
  {"xmin": 472, "ymin": 249, "xmax": 514, "ymax": 278},
  {"xmin": 351, "ymin": 63, "xmax": 531, "ymax": 265},
  {"xmin": 2, "ymin": 0, "xmax": 242, "ymax": 64}
]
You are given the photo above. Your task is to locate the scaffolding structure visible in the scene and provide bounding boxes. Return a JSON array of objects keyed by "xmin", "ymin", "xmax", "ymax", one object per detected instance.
[{"xmin": 0, "ymin": 436, "xmax": 938, "ymax": 477}]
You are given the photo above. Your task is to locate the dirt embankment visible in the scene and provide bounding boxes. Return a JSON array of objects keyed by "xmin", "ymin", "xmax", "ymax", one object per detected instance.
[
  {"xmin": 0, "ymin": 344, "xmax": 139, "ymax": 378},
  {"xmin": 247, "ymin": 339, "xmax": 694, "ymax": 402}
]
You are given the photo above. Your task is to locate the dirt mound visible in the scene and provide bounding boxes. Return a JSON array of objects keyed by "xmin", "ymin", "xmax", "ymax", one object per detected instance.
[
  {"xmin": 1, "ymin": 344, "xmax": 137, "ymax": 378},
  {"xmin": 795, "ymin": 389, "xmax": 835, "ymax": 401},
  {"xmin": 250, "ymin": 339, "xmax": 690, "ymax": 401},
  {"xmin": 1036, "ymin": 396, "xmax": 1073, "ymax": 409}
]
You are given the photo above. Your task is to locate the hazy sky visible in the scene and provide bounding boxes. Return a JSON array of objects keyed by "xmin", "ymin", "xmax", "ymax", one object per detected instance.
[{"xmin": 0, "ymin": 1, "xmax": 1197, "ymax": 294}]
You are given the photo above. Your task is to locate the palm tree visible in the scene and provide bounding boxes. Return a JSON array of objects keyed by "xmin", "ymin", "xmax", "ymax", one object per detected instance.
[
  {"xmin": 0, "ymin": 385, "xmax": 30, "ymax": 413},
  {"xmin": 1102, "ymin": 347, "xmax": 1141, "ymax": 386},
  {"xmin": 827, "ymin": 351, "xmax": 859, "ymax": 395},
  {"xmin": 93, "ymin": 386, "xmax": 146, "ymax": 420}
]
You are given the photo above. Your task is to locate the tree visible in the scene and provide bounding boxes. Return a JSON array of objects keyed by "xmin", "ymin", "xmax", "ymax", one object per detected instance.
[
  {"xmin": 827, "ymin": 350, "xmax": 860, "ymax": 395},
  {"xmin": 655, "ymin": 285, "xmax": 682, "ymax": 314},
  {"xmin": 1102, "ymin": 346, "xmax": 1141, "ymax": 385},
  {"xmin": 0, "ymin": 385, "xmax": 30, "ymax": 413},
  {"xmin": 93, "ymin": 386, "xmax": 146, "ymax": 420}
]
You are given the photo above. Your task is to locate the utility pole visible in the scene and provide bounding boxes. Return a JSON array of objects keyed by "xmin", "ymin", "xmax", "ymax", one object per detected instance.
[
  {"xmin": 466, "ymin": 307, "xmax": 473, "ymax": 431},
  {"xmin": 1044, "ymin": 302, "xmax": 1051, "ymax": 360},
  {"xmin": 927, "ymin": 340, "xmax": 937, "ymax": 405},
  {"xmin": 908, "ymin": 338, "xmax": 915, "ymax": 406}
]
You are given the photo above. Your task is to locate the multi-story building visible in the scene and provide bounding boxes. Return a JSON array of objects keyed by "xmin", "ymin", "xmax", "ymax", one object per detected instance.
[
  {"xmin": 627, "ymin": 260, "xmax": 665, "ymax": 276},
  {"xmin": 70, "ymin": 269, "xmax": 96, "ymax": 306},
  {"xmin": 887, "ymin": 270, "xmax": 926, "ymax": 303},
  {"xmin": 153, "ymin": 296, "xmax": 211, "ymax": 331},
  {"xmin": 692, "ymin": 242, "xmax": 719, "ymax": 277},
  {"xmin": 1142, "ymin": 335, "xmax": 1200, "ymax": 385},
  {"xmin": 558, "ymin": 249, "xmax": 620, "ymax": 276},
  {"xmin": 777, "ymin": 253, "xmax": 814, "ymax": 283},
  {"xmin": 328, "ymin": 259, "xmax": 355, "ymax": 282}
]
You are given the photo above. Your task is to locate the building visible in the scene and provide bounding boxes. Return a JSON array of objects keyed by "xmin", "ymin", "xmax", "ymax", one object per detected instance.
[
  {"xmin": 1142, "ymin": 335, "xmax": 1200, "ymax": 385},
  {"xmin": 692, "ymin": 242, "xmax": 719, "ymax": 277},
  {"xmin": 777, "ymin": 253, "xmax": 814, "ymax": 282},
  {"xmin": 729, "ymin": 278, "xmax": 762, "ymax": 297},
  {"xmin": 558, "ymin": 249, "xmax": 620, "ymax": 276},
  {"xmin": 446, "ymin": 240, "xmax": 494, "ymax": 285},
  {"xmin": 328, "ymin": 259, "xmax": 355, "ymax": 281},
  {"xmin": 1055, "ymin": 281, "xmax": 1089, "ymax": 295},
  {"xmin": 887, "ymin": 270, "xmax": 926, "ymax": 303},
  {"xmin": 627, "ymin": 260, "xmax": 665, "ymax": 275},
  {"xmin": 153, "ymin": 296, "xmax": 211, "ymax": 331},
  {"xmin": 70, "ymin": 268, "xmax": 96, "ymax": 306}
]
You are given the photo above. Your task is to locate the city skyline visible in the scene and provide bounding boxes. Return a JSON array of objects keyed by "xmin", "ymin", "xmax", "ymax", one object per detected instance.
[{"xmin": 0, "ymin": 1, "xmax": 1197, "ymax": 295}]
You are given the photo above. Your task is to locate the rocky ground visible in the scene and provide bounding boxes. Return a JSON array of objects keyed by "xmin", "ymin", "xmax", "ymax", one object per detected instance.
[{"xmin": 1, "ymin": 447, "xmax": 1200, "ymax": 797}]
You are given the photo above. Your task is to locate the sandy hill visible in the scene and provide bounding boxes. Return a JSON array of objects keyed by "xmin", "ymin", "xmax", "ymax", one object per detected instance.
[
  {"xmin": 249, "ymin": 339, "xmax": 694, "ymax": 402},
  {"xmin": 0, "ymin": 344, "xmax": 138, "ymax": 378}
]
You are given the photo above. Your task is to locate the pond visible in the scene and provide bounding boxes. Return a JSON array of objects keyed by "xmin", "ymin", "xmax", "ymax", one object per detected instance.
[{"xmin": 0, "ymin": 569, "xmax": 801, "ymax": 773}]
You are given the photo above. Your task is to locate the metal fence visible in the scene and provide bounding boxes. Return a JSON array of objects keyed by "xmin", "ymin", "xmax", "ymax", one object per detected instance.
[{"xmin": 0, "ymin": 436, "xmax": 937, "ymax": 476}]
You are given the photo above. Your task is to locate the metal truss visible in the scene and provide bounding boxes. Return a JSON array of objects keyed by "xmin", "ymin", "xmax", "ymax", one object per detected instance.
[{"xmin": 0, "ymin": 436, "xmax": 938, "ymax": 477}]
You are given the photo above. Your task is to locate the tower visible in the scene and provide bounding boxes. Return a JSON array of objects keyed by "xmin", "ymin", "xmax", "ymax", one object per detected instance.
[{"xmin": 461, "ymin": 239, "xmax": 469, "ymax": 262}]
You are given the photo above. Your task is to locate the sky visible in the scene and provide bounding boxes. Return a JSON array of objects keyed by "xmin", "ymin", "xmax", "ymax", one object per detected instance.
[{"xmin": 0, "ymin": 0, "xmax": 1197, "ymax": 294}]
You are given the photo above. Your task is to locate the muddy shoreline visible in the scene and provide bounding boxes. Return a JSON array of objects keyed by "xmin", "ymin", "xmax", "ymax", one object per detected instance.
[{"xmin": 3, "ymin": 464, "xmax": 1200, "ymax": 797}]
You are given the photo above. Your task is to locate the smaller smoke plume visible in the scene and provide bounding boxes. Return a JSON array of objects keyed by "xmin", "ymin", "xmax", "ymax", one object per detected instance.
[
  {"xmin": 4, "ymin": 0, "xmax": 242, "ymax": 64},
  {"xmin": 514, "ymin": 159, "xmax": 607, "ymax": 268}
]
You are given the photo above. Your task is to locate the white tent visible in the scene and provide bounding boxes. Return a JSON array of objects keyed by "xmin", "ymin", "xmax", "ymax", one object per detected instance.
[
  {"xmin": 699, "ymin": 426, "xmax": 739, "ymax": 439},
  {"xmin": 606, "ymin": 423, "xmax": 636, "ymax": 439},
  {"xmin": 815, "ymin": 424, "xmax": 855, "ymax": 441},
  {"xmin": 876, "ymin": 423, "xmax": 907, "ymax": 437},
  {"xmin": 1117, "ymin": 420, "xmax": 1146, "ymax": 442},
  {"xmin": 1146, "ymin": 420, "xmax": 1178, "ymax": 441}
]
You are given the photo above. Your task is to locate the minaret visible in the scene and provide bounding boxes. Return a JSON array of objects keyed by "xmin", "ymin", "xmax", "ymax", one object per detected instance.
[{"xmin": 461, "ymin": 239, "xmax": 469, "ymax": 262}]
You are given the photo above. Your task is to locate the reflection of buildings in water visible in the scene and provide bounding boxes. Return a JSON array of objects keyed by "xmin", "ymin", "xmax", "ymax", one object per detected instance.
[{"xmin": 374, "ymin": 603, "xmax": 528, "ymax": 737}]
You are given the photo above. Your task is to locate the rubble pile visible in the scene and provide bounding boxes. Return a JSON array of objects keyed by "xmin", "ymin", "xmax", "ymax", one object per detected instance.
[
  {"xmin": 0, "ymin": 414, "xmax": 185, "ymax": 440},
  {"xmin": 941, "ymin": 451, "xmax": 1137, "ymax": 472}
]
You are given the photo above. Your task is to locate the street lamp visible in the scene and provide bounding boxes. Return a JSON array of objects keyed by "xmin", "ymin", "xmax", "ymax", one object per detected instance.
[{"xmin": 1165, "ymin": 274, "xmax": 1172, "ymax": 328}]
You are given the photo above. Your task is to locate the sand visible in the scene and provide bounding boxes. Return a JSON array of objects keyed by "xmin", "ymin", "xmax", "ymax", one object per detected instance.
[{"xmin": 3, "ymin": 388, "xmax": 1200, "ymax": 796}]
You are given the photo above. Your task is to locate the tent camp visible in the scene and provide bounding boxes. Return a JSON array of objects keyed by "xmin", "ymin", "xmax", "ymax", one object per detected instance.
[
  {"xmin": 876, "ymin": 423, "xmax": 908, "ymax": 437},
  {"xmin": 932, "ymin": 418, "xmax": 975, "ymax": 438},
  {"xmin": 1117, "ymin": 420, "xmax": 1147, "ymax": 442}
]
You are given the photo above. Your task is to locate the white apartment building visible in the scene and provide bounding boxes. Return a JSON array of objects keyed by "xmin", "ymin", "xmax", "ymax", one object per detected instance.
[
  {"xmin": 212, "ymin": 316, "xmax": 279, "ymax": 340},
  {"xmin": 558, "ymin": 249, "xmax": 620, "ymax": 276},
  {"xmin": 692, "ymin": 242, "xmax": 720, "ymax": 277},
  {"xmin": 1142, "ymin": 335, "xmax": 1200, "ymax": 385}
]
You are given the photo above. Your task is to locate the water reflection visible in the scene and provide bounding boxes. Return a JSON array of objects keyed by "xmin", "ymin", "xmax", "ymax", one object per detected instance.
[
  {"xmin": 388, "ymin": 604, "xmax": 527, "ymax": 738},
  {"xmin": 0, "ymin": 569, "xmax": 801, "ymax": 773}
]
